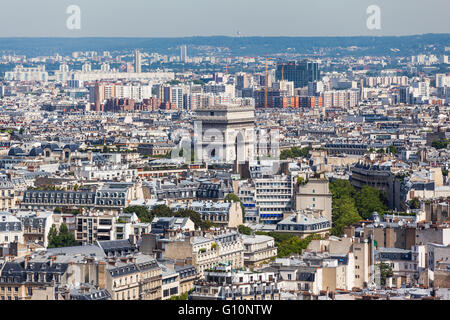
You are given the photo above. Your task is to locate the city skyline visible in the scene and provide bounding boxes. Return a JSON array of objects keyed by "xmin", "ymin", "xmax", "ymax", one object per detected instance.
[
  {"xmin": 0, "ymin": 0, "xmax": 449, "ymax": 304},
  {"xmin": 0, "ymin": 0, "xmax": 448, "ymax": 37}
]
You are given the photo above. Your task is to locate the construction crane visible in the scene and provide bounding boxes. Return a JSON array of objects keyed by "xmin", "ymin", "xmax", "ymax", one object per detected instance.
[
  {"xmin": 265, "ymin": 56, "xmax": 272, "ymax": 108},
  {"xmin": 225, "ymin": 55, "xmax": 233, "ymax": 75}
]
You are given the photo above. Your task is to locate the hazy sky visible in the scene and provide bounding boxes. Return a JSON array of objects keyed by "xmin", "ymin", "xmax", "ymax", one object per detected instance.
[{"xmin": 0, "ymin": 0, "xmax": 448, "ymax": 37}]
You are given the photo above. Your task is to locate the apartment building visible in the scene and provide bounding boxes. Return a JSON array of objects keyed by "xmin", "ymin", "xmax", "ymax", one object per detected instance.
[
  {"xmin": 275, "ymin": 209, "xmax": 331, "ymax": 238},
  {"xmin": 159, "ymin": 262, "xmax": 180, "ymax": 300},
  {"xmin": 0, "ymin": 176, "xmax": 17, "ymax": 211},
  {"xmin": 75, "ymin": 211, "xmax": 117, "ymax": 244},
  {"xmin": 190, "ymin": 262, "xmax": 279, "ymax": 300},
  {"xmin": 170, "ymin": 201, "xmax": 243, "ymax": 228},
  {"xmin": 0, "ymin": 213, "xmax": 23, "ymax": 246},
  {"xmin": 242, "ymin": 234, "xmax": 278, "ymax": 267},
  {"xmin": 294, "ymin": 178, "xmax": 332, "ymax": 221},
  {"xmin": 18, "ymin": 212, "xmax": 54, "ymax": 247},
  {"xmin": 255, "ymin": 174, "xmax": 294, "ymax": 224},
  {"xmin": 162, "ymin": 231, "xmax": 244, "ymax": 275}
]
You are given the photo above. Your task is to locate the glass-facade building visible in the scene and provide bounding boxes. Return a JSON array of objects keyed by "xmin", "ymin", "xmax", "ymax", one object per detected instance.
[{"xmin": 275, "ymin": 60, "xmax": 320, "ymax": 88}]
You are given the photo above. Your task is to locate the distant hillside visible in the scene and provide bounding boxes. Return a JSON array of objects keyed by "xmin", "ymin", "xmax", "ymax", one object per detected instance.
[{"xmin": 0, "ymin": 34, "xmax": 449, "ymax": 57}]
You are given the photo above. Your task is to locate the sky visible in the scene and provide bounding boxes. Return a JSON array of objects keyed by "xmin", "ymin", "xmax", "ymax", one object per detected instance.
[{"xmin": 0, "ymin": 0, "xmax": 448, "ymax": 37}]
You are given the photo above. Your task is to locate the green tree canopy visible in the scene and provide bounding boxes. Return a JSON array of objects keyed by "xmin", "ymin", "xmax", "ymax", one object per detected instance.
[
  {"xmin": 48, "ymin": 223, "xmax": 78, "ymax": 248},
  {"xmin": 329, "ymin": 179, "xmax": 362, "ymax": 236},
  {"xmin": 354, "ymin": 186, "xmax": 387, "ymax": 219},
  {"xmin": 330, "ymin": 179, "xmax": 356, "ymax": 200},
  {"xmin": 388, "ymin": 145, "xmax": 398, "ymax": 154},
  {"xmin": 331, "ymin": 196, "xmax": 361, "ymax": 236},
  {"xmin": 377, "ymin": 262, "xmax": 393, "ymax": 286},
  {"xmin": 275, "ymin": 234, "xmax": 322, "ymax": 258},
  {"xmin": 280, "ymin": 146, "xmax": 312, "ymax": 160},
  {"xmin": 124, "ymin": 205, "xmax": 153, "ymax": 222},
  {"xmin": 224, "ymin": 193, "xmax": 245, "ymax": 222},
  {"xmin": 409, "ymin": 197, "xmax": 421, "ymax": 209},
  {"xmin": 125, "ymin": 205, "xmax": 215, "ymax": 230},
  {"xmin": 432, "ymin": 139, "xmax": 450, "ymax": 150},
  {"xmin": 238, "ymin": 225, "xmax": 252, "ymax": 235},
  {"xmin": 253, "ymin": 232, "xmax": 321, "ymax": 257}
]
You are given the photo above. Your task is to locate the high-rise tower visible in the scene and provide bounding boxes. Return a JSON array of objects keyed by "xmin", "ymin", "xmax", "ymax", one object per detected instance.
[
  {"xmin": 135, "ymin": 50, "xmax": 142, "ymax": 73},
  {"xmin": 180, "ymin": 45, "xmax": 187, "ymax": 63}
]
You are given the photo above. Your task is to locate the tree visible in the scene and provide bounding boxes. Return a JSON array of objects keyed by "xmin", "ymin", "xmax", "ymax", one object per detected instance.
[
  {"xmin": 354, "ymin": 186, "xmax": 387, "ymax": 219},
  {"xmin": 168, "ymin": 291, "xmax": 189, "ymax": 300},
  {"xmin": 280, "ymin": 146, "xmax": 311, "ymax": 160},
  {"xmin": 331, "ymin": 196, "xmax": 361, "ymax": 236},
  {"xmin": 330, "ymin": 179, "xmax": 356, "ymax": 200},
  {"xmin": 432, "ymin": 139, "xmax": 450, "ymax": 150},
  {"xmin": 150, "ymin": 204, "xmax": 174, "ymax": 217},
  {"xmin": 224, "ymin": 193, "xmax": 245, "ymax": 222},
  {"xmin": 47, "ymin": 223, "xmax": 77, "ymax": 248},
  {"xmin": 296, "ymin": 176, "xmax": 307, "ymax": 185},
  {"xmin": 127, "ymin": 204, "xmax": 216, "ymax": 230},
  {"xmin": 174, "ymin": 208, "xmax": 214, "ymax": 230},
  {"xmin": 192, "ymin": 79, "xmax": 205, "ymax": 85},
  {"xmin": 409, "ymin": 197, "xmax": 421, "ymax": 209},
  {"xmin": 224, "ymin": 193, "xmax": 241, "ymax": 203},
  {"xmin": 168, "ymin": 80, "xmax": 181, "ymax": 86},
  {"xmin": 329, "ymin": 180, "xmax": 361, "ymax": 236},
  {"xmin": 275, "ymin": 234, "xmax": 322, "ymax": 258},
  {"xmin": 388, "ymin": 145, "xmax": 398, "ymax": 154},
  {"xmin": 377, "ymin": 262, "xmax": 393, "ymax": 286},
  {"xmin": 238, "ymin": 225, "xmax": 252, "ymax": 235},
  {"xmin": 124, "ymin": 205, "xmax": 153, "ymax": 222},
  {"xmin": 48, "ymin": 224, "xmax": 59, "ymax": 248}
]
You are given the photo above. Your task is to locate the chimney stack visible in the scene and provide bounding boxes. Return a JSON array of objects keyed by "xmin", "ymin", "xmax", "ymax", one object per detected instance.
[
  {"xmin": 49, "ymin": 255, "xmax": 56, "ymax": 267},
  {"xmin": 24, "ymin": 255, "xmax": 32, "ymax": 269}
]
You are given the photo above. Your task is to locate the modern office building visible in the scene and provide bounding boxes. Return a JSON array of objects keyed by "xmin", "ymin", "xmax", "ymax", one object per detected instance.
[
  {"xmin": 180, "ymin": 45, "xmax": 187, "ymax": 63},
  {"xmin": 275, "ymin": 60, "xmax": 320, "ymax": 88},
  {"xmin": 135, "ymin": 50, "xmax": 142, "ymax": 73}
]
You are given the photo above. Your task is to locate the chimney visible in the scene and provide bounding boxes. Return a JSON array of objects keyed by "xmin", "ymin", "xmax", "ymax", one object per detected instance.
[
  {"xmin": 98, "ymin": 262, "xmax": 107, "ymax": 289},
  {"xmin": 120, "ymin": 257, "xmax": 128, "ymax": 263},
  {"xmin": 129, "ymin": 234, "xmax": 136, "ymax": 245},
  {"xmin": 296, "ymin": 211, "xmax": 302, "ymax": 223},
  {"xmin": 176, "ymin": 259, "xmax": 185, "ymax": 267},
  {"xmin": 24, "ymin": 255, "xmax": 32, "ymax": 269},
  {"xmin": 49, "ymin": 255, "xmax": 56, "ymax": 267}
]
